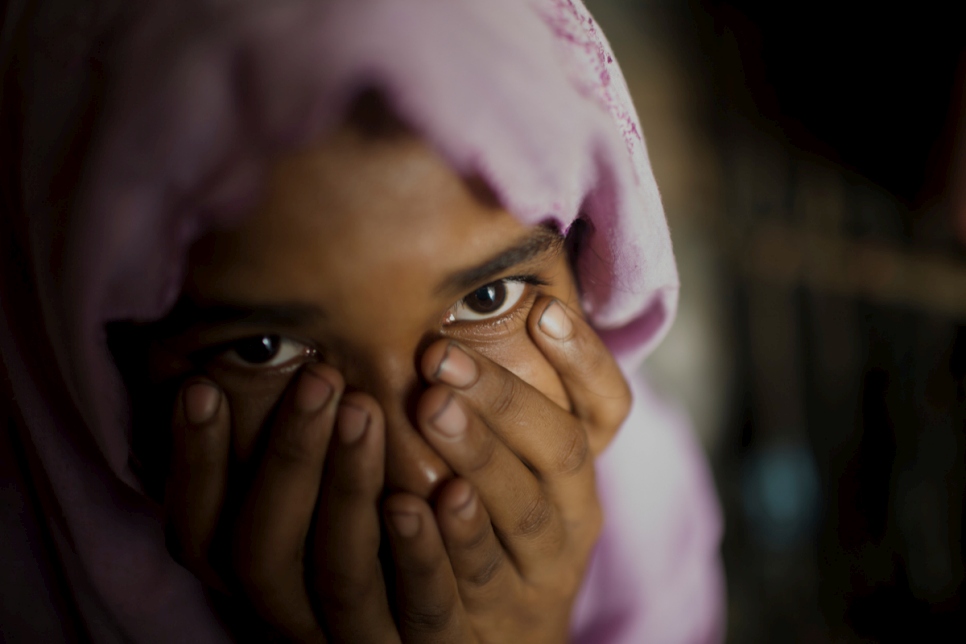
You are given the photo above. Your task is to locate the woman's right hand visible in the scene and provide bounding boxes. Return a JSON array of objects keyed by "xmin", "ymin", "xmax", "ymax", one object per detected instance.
[{"xmin": 166, "ymin": 363, "xmax": 477, "ymax": 642}]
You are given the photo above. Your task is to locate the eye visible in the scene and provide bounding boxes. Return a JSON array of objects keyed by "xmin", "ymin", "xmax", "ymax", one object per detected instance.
[
  {"xmin": 445, "ymin": 279, "xmax": 528, "ymax": 323},
  {"xmin": 218, "ymin": 335, "xmax": 315, "ymax": 368}
]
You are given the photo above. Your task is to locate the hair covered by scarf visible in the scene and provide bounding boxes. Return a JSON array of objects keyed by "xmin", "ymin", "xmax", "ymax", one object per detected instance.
[{"xmin": 0, "ymin": 0, "xmax": 680, "ymax": 640}]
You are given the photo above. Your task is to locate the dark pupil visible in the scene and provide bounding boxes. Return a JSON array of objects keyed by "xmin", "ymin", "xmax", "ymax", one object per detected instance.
[
  {"xmin": 466, "ymin": 282, "xmax": 507, "ymax": 314},
  {"xmin": 234, "ymin": 335, "xmax": 281, "ymax": 364}
]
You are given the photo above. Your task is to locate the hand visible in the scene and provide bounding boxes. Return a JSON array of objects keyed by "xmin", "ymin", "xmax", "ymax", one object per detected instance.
[
  {"xmin": 163, "ymin": 296, "xmax": 630, "ymax": 642},
  {"xmin": 388, "ymin": 296, "xmax": 631, "ymax": 642},
  {"xmin": 166, "ymin": 361, "xmax": 398, "ymax": 641},
  {"xmin": 167, "ymin": 359, "xmax": 474, "ymax": 642}
]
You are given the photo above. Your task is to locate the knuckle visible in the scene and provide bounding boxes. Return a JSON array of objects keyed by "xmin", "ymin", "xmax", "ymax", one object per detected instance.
[
  {"xmin": 400, "ymin": 547, "xmax": 447, "ymax": 578},
  {"xmin": 463, "ymin": 431, "xmax": 499, "ymax": 476},
  {"xmin": 183, "ymin": 439, "xmax": 225, "ymax": 469},
  {"xmin": 513, "ymin": 493, "xmax": 554, "ymax": 539},
  {"xmin": 464, "ymin": 547, "xmax": 505, "ymax": 589},
  {"xmin": 563, "ymin": 496, "xmax": 605, "ymax": 554},
  {"xmin": 400, "ymin": 598, "xmax": 458, "ymax": 635},
  {"xmin": 553, "ymin": 429, "xmax": 590, "ymax": 477},
  {"xmin": 268, "ymin": 423, "xmax": 326, "ymax": 469},
  {"xmin": 489, "ymin": 374, "xmax": 526, "ymax": 426},
  {"xmin": 328, "ymin": 464, "xmax": 379, "ymax": 498},
  {"xmin": 317, "ymin": 569, "xmax": 380, "ymax": 612},
  {"xmin": 567, "ymin": 329, "xmax": 604, "ymax": 374},
  {"xmin": 551, "ymin": 565, "xmax": 584, "ymax": 601},
  {"xmin": 461, "ymin": 519, "xmax": 493, "ymax": 553},
  {"xmin": 328, "ymin": 479, "xmax": 376, "ymax": 503},
  {"xmin": 593, "ymin": 376, "xmax": 632, "ymax": 432}
]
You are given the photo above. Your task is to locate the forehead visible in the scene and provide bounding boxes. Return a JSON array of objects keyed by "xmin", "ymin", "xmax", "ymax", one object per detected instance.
[{"xmin": 185, "ymin": 126, "xmax": 533, "ymax": 305}]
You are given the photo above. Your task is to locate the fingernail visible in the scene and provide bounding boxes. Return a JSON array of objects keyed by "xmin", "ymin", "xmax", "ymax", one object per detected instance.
[
  {"xmin": 337, "ymin": 404, "xmax": 368, "ymax": 444},
  {"xmin": 434, "ymin": 343, "xmax": 478, "ymax": 388},
  {"xmin": 183, "ymin": 382, "xmax": 220, "ymax": 425},
  {"xmin": 296, "ymin": 369, "xmax": 334, "ymax": 413},
  {"xmin": 453, "ymin": 488, "xmax": 476, "ymax": 522},
  {"xmin": 429, "ymin": 395, "xmax": 466, "ymax": 439},
  {"xmin": 390, "ymin": 512, "xmax": 421, "ymax": 538},
  {"xmin": 538, "ymin": 300, "xmax": 573, "ymax": 340}
]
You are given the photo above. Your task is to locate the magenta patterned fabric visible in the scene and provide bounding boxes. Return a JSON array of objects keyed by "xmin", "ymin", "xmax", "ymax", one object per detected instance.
[{"xmin": 0, "ymin": 0, "xmax": 723, "ymax": 641}]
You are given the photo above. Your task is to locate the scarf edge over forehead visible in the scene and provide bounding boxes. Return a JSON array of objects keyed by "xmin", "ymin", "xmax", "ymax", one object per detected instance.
[{"xmin": 2, "ymin": 0, "xmax": 678, "ymax": 639}]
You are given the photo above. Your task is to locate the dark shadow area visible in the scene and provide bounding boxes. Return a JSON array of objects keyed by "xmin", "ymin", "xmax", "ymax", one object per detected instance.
[{"xmin": 589, "ymin": 0, "xmax": 966, "ymax": 640}]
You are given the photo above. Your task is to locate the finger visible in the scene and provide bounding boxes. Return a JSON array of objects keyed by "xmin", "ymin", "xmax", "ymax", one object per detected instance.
[
  {"xmin": 166, "ymin": 379, "xmax": 230, "ymax": 592},
  {"xmin": 416, "ymin": 384, "xmax": 565, "ymax": 570},
  {"xmin": 421, "ymin": 340, "xmax": 593, "ymax": 485},
  {"xmin": 312, "ymin": 393, "xmax": 398, "ymax": 644},
  {"xmin": 234, "ymin": 363, "xmax": 343, "ymax": 641},
  {"xmin": 434, "ymin": 479, "xmax": 517, "ymax": 609},
  {"xmin": 420, "ymin": 341, "xmax": 598, "ymax": 545},
  {"xmin": 528, "ymin": 297, "xmax": 632, "ymax": 454},
  {"xmin": 384, "ymin": 493, "xmax": 471, "ymax": 643}
]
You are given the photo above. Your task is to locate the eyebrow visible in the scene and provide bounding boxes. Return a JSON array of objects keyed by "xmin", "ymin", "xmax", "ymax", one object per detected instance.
[
  {"xmin": 435, "ymin": 225, "xmax": 564, "ymax": 296},
  {"xmin": 146, "ymin": 299, "xmax": 324, "ymax": 339},
  {"xmin": 145, "ymin": 225, "xmax": 562, "ymax": 339}
]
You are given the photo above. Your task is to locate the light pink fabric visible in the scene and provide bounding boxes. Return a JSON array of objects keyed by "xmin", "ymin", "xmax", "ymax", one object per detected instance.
[
  {"xmin": 571, "ymin": 376, "xmax": 725, "ymax": 643},
  {"xmin": 0, "ymin": 0, "xmax": 722, "ymax": 641}
]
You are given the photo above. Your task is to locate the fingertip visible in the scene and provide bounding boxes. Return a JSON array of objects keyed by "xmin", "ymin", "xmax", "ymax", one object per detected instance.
[
  {"xmin": 180, "ymin": 379, "xmax": 222, "ymax": 427},
  {"xmin": 528, "ymin": 295, "xmax": 630, "ymax": 440},
  {"xmin": 534, "ymin": 298, "xmax": 575, "ymax": 341},
  {"xmin": 167, "ymin": 383, "xmax": 230, "ymax": 592},
  {"xmin": 302, "ymin": 361, "xmax": 345, "ymax": 390},
  {"xmin": 336, "ymin": 398, "xmax": 370, "ymax": 445},
  {"xmin": 389, "ymin": 511, "xmax": 422, "ymax": 539},
  {"xmin": 383, "ymin": 494, "xmax": 461, "ymax": 634},
  {"xmin": 414, "ymin": 385, "xmax": 455, "ymax": 431},
  {"xmin": 295, "ymin": 363, "xmax": 344, "ymax": 414},
  {"xmin": 328, "ymin": 392, "xmax": 385, "ymax": 492},
  {"xmin": 437, "ymin": 478, "xmax": 476, "ymax": 523},
  {"xmin": 528, "ymin": 297, "xmax": 589, "ymax": 370},
  {"xmin": 420, "ymin": 338, "xmax": 451, "ymax": 382},
  {"xmin": 383, "ymin": 491, "xmax": 427, "ymax": 517},
  {"xmin": 434, "ymin": 481, "xmax": 507, "ymax": 596},
  {"xmin": 384, "ymin": 493, "xmax": 435, "ymax": 539},
  {"xmin": 173, "ymin": 379, "xmax": 229, "ymax": 462},
  {"xmin": 384, "ymin": 496, "xmax": 441, "ymax": 571},
  {"xmin": 337, "ymin": 391, "xmax": 384, "ymax": 437}
]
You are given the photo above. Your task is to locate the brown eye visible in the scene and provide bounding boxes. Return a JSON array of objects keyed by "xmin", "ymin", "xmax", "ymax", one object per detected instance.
[
  {"xmin": 234, "ymin": 335, "xmax": 281, "ymax": 364},
  {"xmin": 446, "ymin": 279, "xmax": 528, "ymax": 323},
  {"xmin": 465, "ymin": 282, "xmax": 507, "ymax": 314},
  {"xmin": 218, "ymin": 335, "xmax": 314, "ymax": 368}
]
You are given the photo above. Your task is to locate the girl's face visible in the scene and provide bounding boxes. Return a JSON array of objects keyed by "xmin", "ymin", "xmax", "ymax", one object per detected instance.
[{"xmin": 148, "ymin": 123, "xmax": 581, "ymax": 499}]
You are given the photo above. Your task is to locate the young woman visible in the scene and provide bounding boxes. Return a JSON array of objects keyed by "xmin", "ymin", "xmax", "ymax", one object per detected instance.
[{"xmin": 0, "ymin": 0, "xmax": 724, "ymax": 641}]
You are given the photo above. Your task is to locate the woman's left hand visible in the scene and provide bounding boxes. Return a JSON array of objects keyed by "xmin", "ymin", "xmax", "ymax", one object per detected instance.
[{"xmin": 378, "ymin": 296, "xmax": 632, "ymax": 643}]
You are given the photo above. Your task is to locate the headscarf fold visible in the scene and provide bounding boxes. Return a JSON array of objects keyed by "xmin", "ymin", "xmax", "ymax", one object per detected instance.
[{"xmin": 0, "ymin": 0, "xmax": 678, "ymax": 639}]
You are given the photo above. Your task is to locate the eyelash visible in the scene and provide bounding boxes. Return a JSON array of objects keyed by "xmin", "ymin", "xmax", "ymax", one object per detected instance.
[
  {"xmin": 189, "ymin": 336, "xmax": 318, "ymax": 374},
  {"xmin": 443, "ymin": 275, "xmax": 546, "ymax": 326},
  {"xmin": 203, "ymin": 274, "xmax": 548, "ymax": 372}
]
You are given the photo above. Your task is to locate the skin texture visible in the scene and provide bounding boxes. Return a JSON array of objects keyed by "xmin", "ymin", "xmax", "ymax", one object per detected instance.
[{"xmin": 151, "ymin": 121, "xmax": 632, "ymax": 642}]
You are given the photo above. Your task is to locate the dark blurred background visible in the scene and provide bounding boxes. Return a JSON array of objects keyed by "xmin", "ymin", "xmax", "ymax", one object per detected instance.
[{"xmin": 585, "ymin": 1, "xmax": 966, "ymax": 641}]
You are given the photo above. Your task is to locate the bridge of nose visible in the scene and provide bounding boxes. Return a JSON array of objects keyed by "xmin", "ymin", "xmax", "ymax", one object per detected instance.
[{"xmin": 340, "ymin": 341, "xmax": 454, "ymax": 500}]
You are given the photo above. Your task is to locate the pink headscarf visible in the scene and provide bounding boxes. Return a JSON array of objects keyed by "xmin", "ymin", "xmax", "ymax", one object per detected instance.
[{"xmin": 0, "ymin": 0, "xmax": 680, "ymax": 640}]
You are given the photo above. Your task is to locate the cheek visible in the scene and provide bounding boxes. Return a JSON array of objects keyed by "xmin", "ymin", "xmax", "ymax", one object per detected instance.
[{"xmin": 470, "ymin": 332, "xmax": 570, "ymax": 412}]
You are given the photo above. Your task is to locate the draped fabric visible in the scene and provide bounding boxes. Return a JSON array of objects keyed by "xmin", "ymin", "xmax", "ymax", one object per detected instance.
[{"xmin": 0, "ymin": 1, "xmax": 721, "ymax": 641}]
